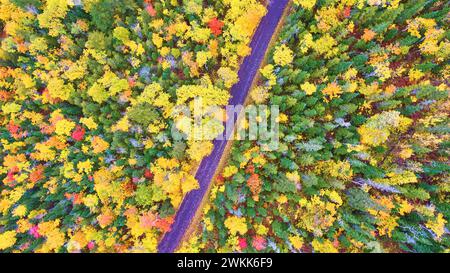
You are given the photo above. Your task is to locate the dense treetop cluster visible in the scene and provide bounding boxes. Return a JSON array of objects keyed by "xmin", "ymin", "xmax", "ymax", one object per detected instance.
[
  {"xmin": 0, "ymin": 0, "xmax": 266, "ymax": 252},
  {"xmin": 192, "ymin": 0, "xmax": 450, "ymax": 253}
]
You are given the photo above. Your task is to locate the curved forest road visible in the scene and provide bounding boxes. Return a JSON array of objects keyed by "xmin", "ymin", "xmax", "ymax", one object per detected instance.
[{"xmin": 158, "ymin": 0, "xmax": 290, "ymax": 253}]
